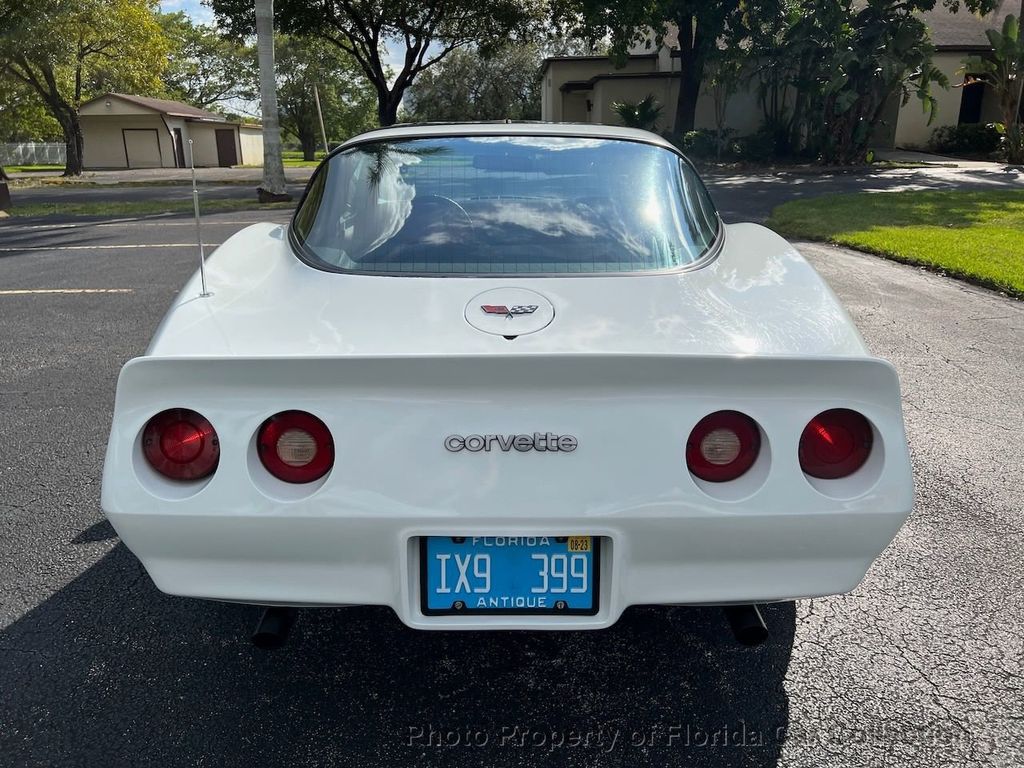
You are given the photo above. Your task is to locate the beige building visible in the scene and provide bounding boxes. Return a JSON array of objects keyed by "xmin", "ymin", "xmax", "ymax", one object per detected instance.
[
  {"xmin": 79, "ymin": 93, "xmax": 264, "ymax": 170},
  {"xmin": 541, "ymin": 8, "xmax": 1011, "ymax": 149}
]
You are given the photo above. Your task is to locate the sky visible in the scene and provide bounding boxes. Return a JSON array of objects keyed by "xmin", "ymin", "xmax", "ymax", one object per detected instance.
[
  {"xmin": 158, "ymin": 0, "xmax": 214, "ymax": 25},
  {"xmin": 158, "ymin": 0, "xmax": 408, "ymax": 74}
]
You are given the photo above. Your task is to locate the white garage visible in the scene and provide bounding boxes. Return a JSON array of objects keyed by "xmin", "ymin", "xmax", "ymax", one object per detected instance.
[{"xmin": 79, "ymin": 93, "xmax": 264, "ymax": 170}]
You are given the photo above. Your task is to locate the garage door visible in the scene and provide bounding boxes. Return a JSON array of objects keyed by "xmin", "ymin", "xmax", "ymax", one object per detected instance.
[{"xmin": 123, "ymin": 129, "xmax": 162, "ymax": 168}]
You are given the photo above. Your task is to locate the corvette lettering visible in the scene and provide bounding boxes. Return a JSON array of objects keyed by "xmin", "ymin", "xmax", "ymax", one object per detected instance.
[
  {"xmin": 445, "ymin": 433, "xmax": 578, "ymax": 453},
  {"xmin": 480, "ymin": 304, "xmax": 539, "ymax": 318}
]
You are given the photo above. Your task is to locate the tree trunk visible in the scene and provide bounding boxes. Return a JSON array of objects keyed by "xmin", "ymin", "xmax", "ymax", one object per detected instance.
[
  {"xmin": 255, "ymin": 0, "xmax": 290, "ymax": 200},
  {"xmin": 0, "ymin": 166, "xmax": 8, "ymax": 181},
  {"xmin": 377, "ymin": 90, "xmax": 401, "ymax": 126},
  {"xmin": 672, "ymin": 15, "xmax": 704, "ymax": 136},
  {"xmin": 62, "ymin": 111, "xmax": 85, "ymax": 176},
  {"xmin": 299, "ymin": 129, "xmax": 317, "ymax": 161}
]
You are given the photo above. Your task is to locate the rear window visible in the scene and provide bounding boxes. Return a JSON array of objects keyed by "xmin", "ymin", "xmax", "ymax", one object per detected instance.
[{"xmin": 291, "ymin": 135, "xmax": 720, "ymax": 275}]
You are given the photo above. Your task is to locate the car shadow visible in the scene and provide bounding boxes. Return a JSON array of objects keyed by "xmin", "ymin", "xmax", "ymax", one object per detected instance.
[{"xmin": 0, "ymin": 544, "xmax": 795, "ymax": 768}]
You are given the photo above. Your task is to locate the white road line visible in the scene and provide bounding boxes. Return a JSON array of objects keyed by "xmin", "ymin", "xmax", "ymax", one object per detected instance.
[
  {"xmin": 9, "ymin": 220, "xmax": 288, "ymax": 230},
  {"xmin": 0, "ymin": 243, "xmax": 221, "ymax": 252},
  {"xmin": 0, "ymin": 288, "xmax": 134, "ymax": 295}
]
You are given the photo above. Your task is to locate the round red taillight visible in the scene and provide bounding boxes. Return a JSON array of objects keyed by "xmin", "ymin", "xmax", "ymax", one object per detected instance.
[
  {"xmin": 686, "ymin": 411, "xmax": 761, "ymax": 482},
  {"xmin": 142, "ymin": 408, "xmax": 219, "ymax": 481},
  {"xmin": 257, "ymin": 410, "xmax": 334, "ymax": 483},
  {"xmin": 799, "ymin": 409, "xmax": 873, "ymax": 479}
]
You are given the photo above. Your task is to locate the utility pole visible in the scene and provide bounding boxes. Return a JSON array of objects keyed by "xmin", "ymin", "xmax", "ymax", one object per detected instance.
[{"xmin": 313, "ymin": 83, "xmax": 330, "ymax": 158}]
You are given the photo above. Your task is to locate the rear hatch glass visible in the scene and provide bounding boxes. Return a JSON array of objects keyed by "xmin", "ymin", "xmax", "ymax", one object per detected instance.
[{"xmin": 292, "ymin": 135, "xmax": 719, "ymax": 275}]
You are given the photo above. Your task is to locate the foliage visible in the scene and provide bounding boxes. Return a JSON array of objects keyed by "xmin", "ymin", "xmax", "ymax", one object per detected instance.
[
  {"xmin": 276, "ymin": 35, "xmax": 377, "ymax": 160},
  {"xmin": 963, "ymin": 14, "xmax": 1024, "ymax": 164},
  {"xmin": 403, "ymin": 44, "xmax": 543, "ymax": 123},
  {"xmin": 679, "ymin": 129, "xmax": 720, "ymax": 157},
  {"xmin": 703, "ymin": 39, "xmax": 747, "ymax": 158},
  {"xmin": 157, "ymin": 11, "xmax": 257, "ymax": 109},
  {"xmin": 0, "ymin": 78, "xmax": 61, "ymax": 141},
  {"xmin": 734, "ymin": 124, "xmax": 788, "ymax": 160},
  {"xmin": 611, "ymin": 95, "xmax": 664, "ymax": 131},
  {"xmin": 767, "ymin": 190, "xmax": 1024, "ymax": 296},
  {"xmin": 0, "ymin": 0, "xmax": 170, "ymax": 175},
  {"xmin": 928, "ymin": 123, "xmax": 1003, "ymax": 155},
  {"xmin": 817, "ymin": 3, "xmax": 944, "ymax": 163},
  {"xmin": 553, "ymin": 0, "xmax": 760, "ymax": 134},
  {"xmin": 211, "ymin": 0, "xmax": 546, "ymax": 126},
  {"xmin": 751, "ymin": 0, "xmax": 998, "ymax": 164}
]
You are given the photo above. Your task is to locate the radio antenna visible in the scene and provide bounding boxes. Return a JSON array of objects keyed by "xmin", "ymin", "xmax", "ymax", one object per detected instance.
[{"xmin": 189, "ymin": 139, "xmax": 211, "ymax": 298}]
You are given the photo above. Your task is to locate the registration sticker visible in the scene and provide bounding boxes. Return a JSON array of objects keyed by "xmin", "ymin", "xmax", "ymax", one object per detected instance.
[{"xmin": 567, "ymin": 536, "xmax": 591, "ymax": 553}]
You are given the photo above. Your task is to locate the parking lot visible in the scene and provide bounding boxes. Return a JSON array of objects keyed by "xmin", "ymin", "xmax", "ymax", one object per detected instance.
[{"xmin": 0, "ymin": 201, "xmax": 1022, "ymax": 767}]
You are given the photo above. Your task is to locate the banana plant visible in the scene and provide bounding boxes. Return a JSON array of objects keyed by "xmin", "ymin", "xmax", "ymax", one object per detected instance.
[{"xmin": 963, "ymin": 14, "xmax": 1024, "ymax": 164}]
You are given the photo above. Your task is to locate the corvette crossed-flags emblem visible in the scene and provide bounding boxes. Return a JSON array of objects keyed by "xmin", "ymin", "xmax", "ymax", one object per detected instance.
[{"xmin": 480, "ymin": 304, "xmax": 539, "ymax": 318}]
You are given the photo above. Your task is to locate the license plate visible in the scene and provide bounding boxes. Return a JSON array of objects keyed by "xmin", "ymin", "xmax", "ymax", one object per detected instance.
[{"xmin": 420, "ymin": 536, "xmax": 599, "ymax": 615}]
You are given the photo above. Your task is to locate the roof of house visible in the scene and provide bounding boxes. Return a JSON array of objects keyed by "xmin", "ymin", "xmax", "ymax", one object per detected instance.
[
  {"xmin": 560, "ymin": 71, "xmax": 679, "ymax": 93},
  {"xmin": 540, "ymin": 52, "xmax": 656, "ymax": 75},
  {"xmin": 920, "ymin": 6, "xmax": 1016, "ymax": 50},
  {"xmin": 81, "ymin": 93, "xmax": 227, "ymax": 121}
]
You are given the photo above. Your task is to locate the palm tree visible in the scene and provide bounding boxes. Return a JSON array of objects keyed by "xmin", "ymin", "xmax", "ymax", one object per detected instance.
[
  {"xmin": 255, "ymin": 0, "xmax": 290, "ymax": 201},
  {"xmin": 611, "ymin": 95, "xmax": 664, "ymax": 132}
]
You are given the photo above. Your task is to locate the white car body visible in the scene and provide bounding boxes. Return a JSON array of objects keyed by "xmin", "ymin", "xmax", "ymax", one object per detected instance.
[{"xmin": 102, "ymin": 122, "xmax": 913, "ymax": 630}]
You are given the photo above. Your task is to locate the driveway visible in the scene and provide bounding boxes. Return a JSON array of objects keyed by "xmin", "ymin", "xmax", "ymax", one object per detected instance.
[
  {"xmin": 0, "ymin": 210, "xmax": 1021, "ymax": 767},
  {"xmin": 705, "ymin": 163, "xmax": 1024, "ymax": 221}
]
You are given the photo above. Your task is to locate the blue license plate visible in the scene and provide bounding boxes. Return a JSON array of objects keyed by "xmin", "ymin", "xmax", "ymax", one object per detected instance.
[{"xmin": 420, "ymin": 536, "xmax": 599, "ymax": 615}]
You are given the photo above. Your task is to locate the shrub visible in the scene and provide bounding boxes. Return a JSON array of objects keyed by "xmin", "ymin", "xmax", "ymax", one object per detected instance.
[
  {"xmin": 611, "ymin": 94, "xmax": 664, "ymax": 132},
  {"xmin": 927, "ymin": 124, "xmax": 1002, "ymax": 156},
  {"xmin": 680, "ymin": 129, "xmax": 719, "ymax": 157}
]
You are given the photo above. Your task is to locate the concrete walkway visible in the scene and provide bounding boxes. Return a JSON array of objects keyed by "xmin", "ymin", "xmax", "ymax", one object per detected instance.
[{"xmin": 873, "ymin": 148, "xmax": 1009, "ymax": 170}]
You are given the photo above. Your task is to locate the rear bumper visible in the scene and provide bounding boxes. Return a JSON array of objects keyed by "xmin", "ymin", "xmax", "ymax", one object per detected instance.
[
  {"xmin": 103, "ymin": 353, "xmax": 914, "ymax": 630},
  {"xmin": 107, "ymin": 507, "xmax": 907, "ymax": 630}
]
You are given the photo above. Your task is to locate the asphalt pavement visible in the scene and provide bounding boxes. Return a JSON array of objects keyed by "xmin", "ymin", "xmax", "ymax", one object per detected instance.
[
  {"xmin": 10, "ymin": 160, "xmax": 1024, "ymax": 222},
  {"xmin": 0, "ymin": 201, "xmax": 1022, "ymax": 767}
]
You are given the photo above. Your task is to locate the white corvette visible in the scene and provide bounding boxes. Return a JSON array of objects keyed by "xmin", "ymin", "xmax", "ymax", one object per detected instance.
[{"xmin": 102, "ymin": 123, "xmax": 913, "ymax": 641}]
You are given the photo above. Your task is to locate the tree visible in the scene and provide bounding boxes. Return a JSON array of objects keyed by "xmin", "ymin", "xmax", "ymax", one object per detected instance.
[
  {"xmin": 787, "ymin": 0, "xmax": 999, "ymax": 164},
  {"xmin": 0, "ymin": 0, "xmax": 169, "ymax": 175},
  {"xmin": 703, "ymin": 36, "xmax": 746, "ymax": 158},
  {"xmin": 276, "ymin": 35, "xmax": 377, "ymax": 160},
  {"xmin": 157, "ymin": 11, "xmax": 257, "ymax": 109},
  {"xmin": 403, "ymin": 44, "xmax": 543, "ymax": 123},
  {"xmin": 0, "ymin": 78, "xmax": 62, "ymax": 142},
  {"xmin": 554, "ymin": 0, "xmax": 756, "ymax": 135},
  {"xmin": 211, "ymin": 0, "xmax": 546, "ymax": 126},
  {"xmin": 964, "ymin": 13, "xmax": 1024, "ymax": 163},
  {"xmin": 255, "ymin": 0, "xmax": 289, "ymax": 200}
]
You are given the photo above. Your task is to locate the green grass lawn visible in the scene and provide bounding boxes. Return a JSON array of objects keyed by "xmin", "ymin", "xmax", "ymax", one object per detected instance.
[
  {"xmin": 282, "ymin": 150, "xmax": 325, "ymax": 168},
  {"xmin": 7, "ymin": 197, "xmax": 295, "ymax": 218},
  {"xmin": 5, "ymin": 164, "xmax": 65, "ymax": 173},
  {"xmin": 235, "ymin": 151, "xmax": 324, "ymax": 169},
  {"xmin": 767, "ymin": 190, "xmax": 1024, "ymax": 297}
]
